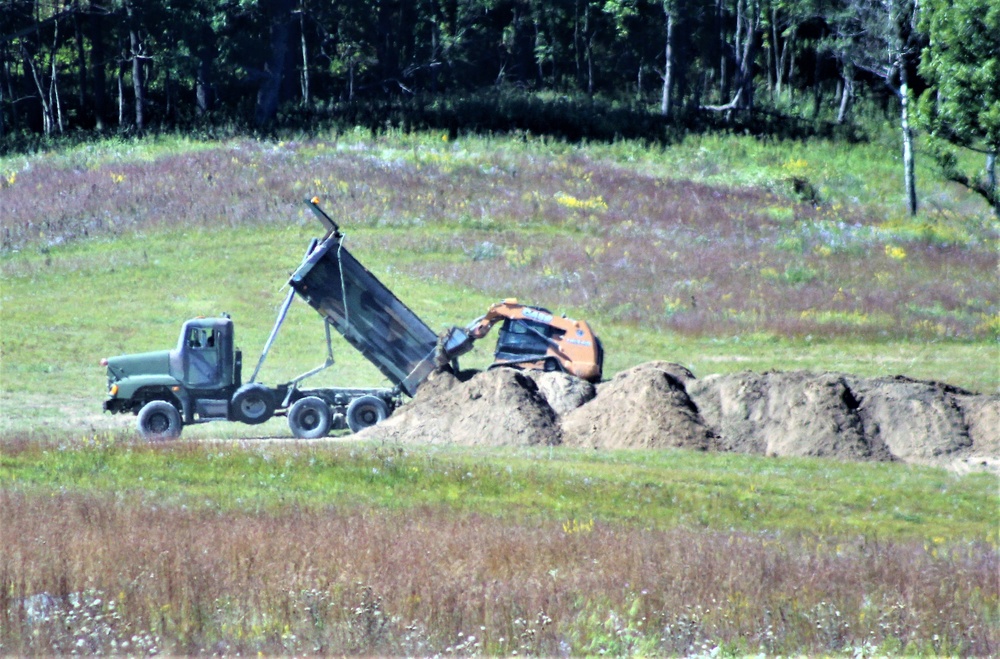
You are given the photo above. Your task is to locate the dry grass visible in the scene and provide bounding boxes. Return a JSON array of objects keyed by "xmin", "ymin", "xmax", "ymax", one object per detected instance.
[
  {"xmin": 3, "ymin": 136, "xmax": 994, "ymax": 342},
  {"xmin": 2, "ymin": 489, "xmax": 995, "ymax": 656}
]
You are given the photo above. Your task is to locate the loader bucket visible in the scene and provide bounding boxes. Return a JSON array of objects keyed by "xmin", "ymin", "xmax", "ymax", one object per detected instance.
[{"xmin": 289, "ymin": 234, "xmax": 439, "ymax": 397}]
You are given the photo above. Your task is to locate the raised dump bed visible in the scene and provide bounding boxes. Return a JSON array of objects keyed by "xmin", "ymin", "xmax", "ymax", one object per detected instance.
[{"xmin": 289, "ymin": 230, "xmax": 438, "ymax": 398}]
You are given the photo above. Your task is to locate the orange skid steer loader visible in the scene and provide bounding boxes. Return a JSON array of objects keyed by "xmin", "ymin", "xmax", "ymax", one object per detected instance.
[{"xmin": 439, "ymin": 299, "xmax": 603, "ymax": 382}]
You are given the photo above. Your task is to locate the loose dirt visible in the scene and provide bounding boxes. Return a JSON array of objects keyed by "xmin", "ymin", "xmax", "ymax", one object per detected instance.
[
  {"xmin": 358, "ymin": 367, "xmax": 562, "ymax": 447},
  {"xmin": 358, "ymin": 362, "xmax": 999, "ymax": 473}
]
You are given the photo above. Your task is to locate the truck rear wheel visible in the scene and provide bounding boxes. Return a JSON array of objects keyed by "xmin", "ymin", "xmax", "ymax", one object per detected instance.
[
  {"xmin": 231, "ymin": 383, "xmax": 276, "ymax": 425},
  {"xmin": 346, "ymin": 395, "xmax": 390, "ymax": 433},
  {"xmin": 288, "ymin": 396, "xmax": 332, "ymax": 439},
  {"xmin": 137, "ymin": 400, "xmax": 183, "ymax": 441}
]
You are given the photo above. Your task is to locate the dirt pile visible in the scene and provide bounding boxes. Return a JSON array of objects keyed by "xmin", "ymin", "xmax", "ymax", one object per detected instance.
[
  {"xmin": 561, "ymin": 362, "xmax": 717, "ymax": 450},
  {"xmin": 357, "ymin": 367, "xmax": 562, "ymax": 446},
  {"xmin": 686, "ymin": 371, "xmax": 894, "ymax": 461},
  {"xmin": 359, "ymin": 363, "xmax": 999, "ymax": 472}
]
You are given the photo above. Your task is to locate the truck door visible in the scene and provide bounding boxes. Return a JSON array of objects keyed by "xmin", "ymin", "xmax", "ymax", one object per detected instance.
[{"xmin": 183, "ymin": 325, "xmax": 223, "ymax": 388}]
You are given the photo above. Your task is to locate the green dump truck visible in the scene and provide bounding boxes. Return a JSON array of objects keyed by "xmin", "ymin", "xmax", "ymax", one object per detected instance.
[{"xmin": 101, "ymin": 200, "xmax": 445, "ymax": 440}]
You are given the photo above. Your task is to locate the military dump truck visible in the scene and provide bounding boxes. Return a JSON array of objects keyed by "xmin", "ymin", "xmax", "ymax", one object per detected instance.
[{"xmin": 102, "ymin": 199, "xmax": 443, "ymax": 440}]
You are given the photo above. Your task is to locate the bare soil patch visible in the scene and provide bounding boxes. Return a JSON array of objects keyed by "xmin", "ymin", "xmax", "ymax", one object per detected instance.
[{"xmin": 360, "ymin": 362, "xmax": 998, "ymax": 472}]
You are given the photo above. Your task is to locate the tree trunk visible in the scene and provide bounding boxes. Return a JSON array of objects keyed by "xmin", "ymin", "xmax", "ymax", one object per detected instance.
[
  {"xmin": 812, "ymin": 47, "xmax": 822, "ymax": 119},
  {"xmin": 89, "ymin": 10, "xmax": 107, "ymax": 130},
  {"xmin": 987, "ymin": 153, "xmax": 997, "ymax": 197},
  {"xmin": 573, "ymin": 1, "xmax": 582, "ymax": 88},
  {"xmin": 534, "ymin": 18, "xmax": 544, "ymax": 84},
  {"xmin": 49, "ymin": 17, "xmax": 64, "ymax": 134},
  {"xmin": 899, "ymin": 63, "xmax": 917, "ymax": 216},
  {"xmin": 734, "ymin": 0, "xmax": 759, "ymax": 111},
  {"xmin": 780, "ymin": 32, "xmax": 793, "ymax": 99},
  {"xmin": 126, "ymin": 2, "xmax": 145, "ymax": 131},
  {"xmin": 0, "ymin": 47, "xmax": 6, "ymax": 140},
  {"xmin": 299, "ymin": 2, "xmax": 309, "ymax": 106},
  {"xmin": 117, "ymin": 41, "xmax": 126, "ymax": 127},
  {"xmin": 255, "ymin": 0, "xmax": 295, "ymax": 127},
  {"xmin": 195, "ymin": 21, "xmax": 215, "ymax": 116},
  {"xmin": 836, "ymin": 61, "xmax": 853, "ymax": 124},
  {"xmin": 770, "ymin": 5, "xmax": 779, "ymax": 97},
  {"xmin": 986, "ymin": 152, "xmax": 997, "ymax": 216},
  {"xmin": 21, "ymin": 43, "xmax": 53, "ymax": 135},
  {"xmin": 73, "ymin": 11, "xmax": 88, "ymax": 118},
  {"xmin": 2, "ymin": 44, "xmax": 18, "ymax": 133},
  {"xmin": 661, "ymin": 9, "xmax": 673, "ymax": 116},
  {"xmin": 717, "ymin": 0, "xmax": 728, "ymax": 101}
]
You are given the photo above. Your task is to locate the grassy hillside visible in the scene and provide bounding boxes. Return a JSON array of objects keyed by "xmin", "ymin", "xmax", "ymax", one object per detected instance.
[
  {"xmin": 1, "ymin": 130, "xmax": 997, "ymax": 434},
  {"xmin": 1, "ymin": 132, "xmax": 997, "ymax": 655}
]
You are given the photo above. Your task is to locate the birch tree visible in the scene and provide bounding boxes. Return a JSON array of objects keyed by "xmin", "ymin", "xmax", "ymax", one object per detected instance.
[{"xmin": 851, "ymin": 0, "xmax": 921, "ymax": 215}]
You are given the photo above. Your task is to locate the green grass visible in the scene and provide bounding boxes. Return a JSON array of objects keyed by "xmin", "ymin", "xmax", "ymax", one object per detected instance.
[{"xmin": 3, "ymin": 438, "xmax": 995, "ymax": 542}]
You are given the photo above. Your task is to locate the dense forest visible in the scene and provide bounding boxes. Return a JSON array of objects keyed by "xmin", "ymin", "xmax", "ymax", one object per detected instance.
[{"xmin": 1, "ymin": 1, "xmax": 997, "ymax": 212}]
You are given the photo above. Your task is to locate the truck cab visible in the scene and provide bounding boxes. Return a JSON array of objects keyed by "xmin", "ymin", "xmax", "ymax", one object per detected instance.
[{"xmin": 103, "ymin": 316, "xmax": 247, "ymax": 437}]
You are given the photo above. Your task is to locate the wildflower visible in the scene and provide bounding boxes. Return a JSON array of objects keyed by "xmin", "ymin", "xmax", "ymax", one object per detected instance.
[
  {"xmin": 885, "ymin": 244, "xmax": 907, "ymax": 260},
  {"xmin": 554, "ymin": 192, "xmax": 608, "ymax": 211}
]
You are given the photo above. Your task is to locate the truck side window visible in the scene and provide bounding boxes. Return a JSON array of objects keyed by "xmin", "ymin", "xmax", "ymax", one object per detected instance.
[{"xmin": 188, "ymin": 328, "xmax": 203, "ymax": 348}]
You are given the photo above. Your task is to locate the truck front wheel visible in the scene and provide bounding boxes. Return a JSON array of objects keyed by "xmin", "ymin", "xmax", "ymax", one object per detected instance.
[
  {"xmin": 346, "ymin": 395, "xmax": 390, "ymax": 433},
  {"xmin": 288, "ymin": 396, "xmax": 332, "ymax": 439},
  {"xmin": 231, "ymin": 384, "xmax": 276, "ymax": 425},
  {"xmin": 137, "ymin": 400, "xmax": 183, "ymax": 441}
]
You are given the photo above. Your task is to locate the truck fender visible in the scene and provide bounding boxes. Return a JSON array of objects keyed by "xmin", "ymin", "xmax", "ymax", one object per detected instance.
[{"xmin": 116, "ymin": 374, "xmax": 183, "ymax": 403}]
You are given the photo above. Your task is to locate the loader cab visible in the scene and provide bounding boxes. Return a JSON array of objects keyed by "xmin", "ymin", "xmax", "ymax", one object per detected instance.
[
  {"xmin": 174, "ymin": 317, "xmax": 240, "ymax": 390},
  {"xmin": 495, "ymin": 318, "xmax": 555, "ymax": 362}
]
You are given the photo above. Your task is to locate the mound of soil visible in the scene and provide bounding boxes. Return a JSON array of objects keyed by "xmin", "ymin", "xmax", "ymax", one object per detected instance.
[
  {"xmin": 561, "ymin": 362, "xmax": 716, "ymax": 450},
  {"xmin": 525, "ymin": 371, "xmax": 597, "ymax": 416},
  {"xmin": 357, "ymin": 361, "xmax": 998, "ymax": 473},
  {"xmin": 686, "ymin": 371, "xmax": 894, "ymax": 461},
  {"xmin": 688, "ymin": 371, "xmax": 997, "ymax": 468},
  {"xmin": 357, "ymin": 367, "xmax": 562, "ymax": 446}
]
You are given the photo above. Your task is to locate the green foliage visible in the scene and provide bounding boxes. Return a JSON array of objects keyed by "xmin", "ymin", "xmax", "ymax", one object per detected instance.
[
  {"xmin": 917, "ymin": 0, "xmax": 1000, "ymax": 211},
  {"xmin": 918, "ymin": 0, "xmax": 1000, "ymax": 149}
]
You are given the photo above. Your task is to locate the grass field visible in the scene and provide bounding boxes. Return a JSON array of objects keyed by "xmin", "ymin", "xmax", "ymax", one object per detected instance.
[
  {"xmin": 2, "ymin": 437, "xmax": 997, "ymax": 655},
  {"xmin": 1, "ymin": 131, "xmax": 997, "ymax": 655}
]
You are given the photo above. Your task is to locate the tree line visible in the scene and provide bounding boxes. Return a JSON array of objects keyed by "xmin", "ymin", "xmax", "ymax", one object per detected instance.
[{"xmin": 1, "ymin": 0, "xmax": 997, "ymax": 213}]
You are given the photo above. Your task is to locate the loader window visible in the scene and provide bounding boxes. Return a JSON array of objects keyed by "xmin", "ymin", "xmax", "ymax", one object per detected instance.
[{"xmin": 496, "ymin": 319, "xmax": 552, "ymax": 359}]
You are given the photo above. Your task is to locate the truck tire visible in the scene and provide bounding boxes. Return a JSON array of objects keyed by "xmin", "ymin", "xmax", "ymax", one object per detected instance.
[
  {"xmin": 231, "ymin": 383, "xmax": 276, "ymax": 425},
  {"xmin": 288, "ymin": 396, "xmax": 332, "ymax": 439},
  {"xmin": 137, "ymin": 400, "xmax": 183, "ymax": 441},
  {"xmin": 346, "ymin": 395, "xmax": 390, "ymax": 433}
]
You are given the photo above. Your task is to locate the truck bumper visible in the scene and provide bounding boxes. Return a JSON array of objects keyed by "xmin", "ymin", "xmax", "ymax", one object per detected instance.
[{"xmin": 104, "ymin": 398, "xmax": 131, "ymax": 414}]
